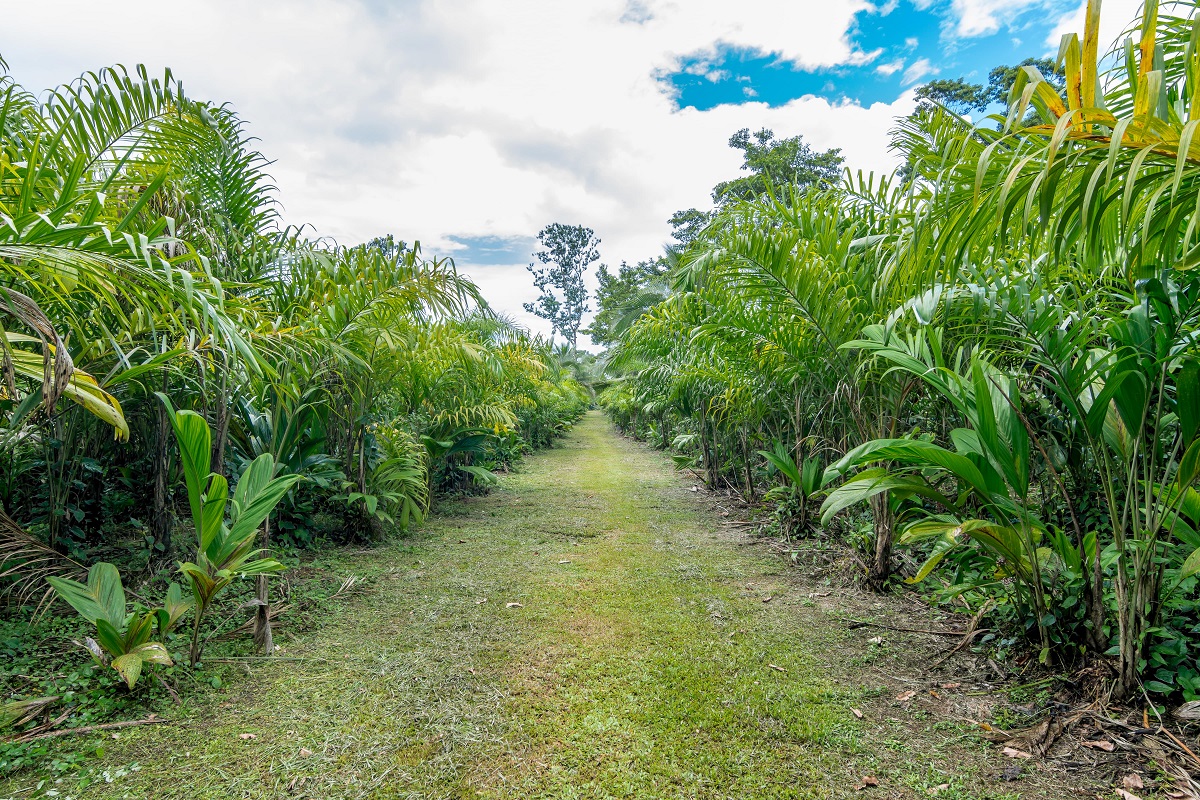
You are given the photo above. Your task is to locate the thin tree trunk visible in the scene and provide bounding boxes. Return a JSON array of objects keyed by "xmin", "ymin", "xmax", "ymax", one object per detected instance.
[
  {"xmin": 45, "ymin": 416, "xmax": 64, "ymax": 550},
  {"xmin": 793, "ymin": 393, "xmax": 803, "ymax": 462},
  {"xmin": 151, "ymin": 383, "xmax": 174, "ymax": 558},
  {"xmin": 700, "ymin": 402, "xmax": 716, "ymax": 488},
  {"xmin": 254, "ymin": 516, "xmax": 273, "ymax": 654},
  {"xmin": 740, "ymin": 427, "xmax": 754, "ymax": 500},
  {"xmin": 867, "ymin": 491, "xmax": 894, "ymax": 590},
  {"xmin": 1088, "ymin": 527, "xmax": 1105, "ymax": 652}
]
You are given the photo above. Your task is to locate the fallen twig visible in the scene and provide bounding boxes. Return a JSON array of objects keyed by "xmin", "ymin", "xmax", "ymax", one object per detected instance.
[
  {"xmin": 17, "ymin": 708, "xmax": 70, "ymax": 739},
  {"xmin": 931, "ymin": 628, "xmax": 991, "ymax": 667},
  {"xmin": 1142, "ymin": 684, "xmax": 1200, "ymax": 772},
  {"xmin": 932, "ymin": 601, "xmax": 994, "ymax": 667},
  {"xmin": 841, "ymin": 618, "xmax": 967, "ymax": 638},
  {"xmin": 157, "ymin": 674, "xmax": 182, "ymax": 706},
  {"xmin": 205, "ymin": 656, "xmax": 328, "ymax": 663},
  {"xmin": 17, "ymin": 717, "xmax": 168, "ymax": 742}
]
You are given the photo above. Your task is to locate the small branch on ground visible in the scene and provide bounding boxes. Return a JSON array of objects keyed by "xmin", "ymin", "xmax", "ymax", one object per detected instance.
[
  {"xmin": 17, "ymin": 717, "xmax": 168, "ymax": 742},
  {"xmin": 841, "ymin": 618, "xmax": 967, "ymax": 637}
]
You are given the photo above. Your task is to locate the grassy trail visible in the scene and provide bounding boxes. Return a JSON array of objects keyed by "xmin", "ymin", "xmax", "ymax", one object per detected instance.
[{"xmin": 40, "ymin": 413, "xmax": 1018, "ymax": 799}]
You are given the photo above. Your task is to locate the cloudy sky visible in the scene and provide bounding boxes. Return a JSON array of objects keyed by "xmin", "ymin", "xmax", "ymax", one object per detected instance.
[{"xmin": 3, "ymin": 0, "xmax": 1140, "ymax": 347}]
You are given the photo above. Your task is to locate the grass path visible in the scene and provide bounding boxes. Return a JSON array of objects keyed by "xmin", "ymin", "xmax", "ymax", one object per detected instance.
[{"xmin": 39, "ymin": 413, "xmax": 1026, "ymax": 799}]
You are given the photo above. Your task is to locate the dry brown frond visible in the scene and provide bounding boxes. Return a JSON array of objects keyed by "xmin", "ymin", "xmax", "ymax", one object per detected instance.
[{"xmin": 0, "ymin": 508, "xmax": 85, "ymax": 611}]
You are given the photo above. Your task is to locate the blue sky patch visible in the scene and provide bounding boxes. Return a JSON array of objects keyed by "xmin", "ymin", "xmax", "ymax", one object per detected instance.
[
  {"xmin": 663, "ymin": 0, "xmax": 1078, "ymax": 110},
  {"xmin": 445, "ymin": 234, "xmax": 536, "ymax": 266}
]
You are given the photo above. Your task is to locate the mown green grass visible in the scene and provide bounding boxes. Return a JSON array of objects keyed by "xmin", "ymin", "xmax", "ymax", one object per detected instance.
[{"xmin": 3, "ymin": 413, "xmax": 1024, "ymax": 799}]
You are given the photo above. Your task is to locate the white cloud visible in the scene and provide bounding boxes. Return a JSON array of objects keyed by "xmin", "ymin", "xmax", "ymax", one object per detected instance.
[
  {"xmin": 902, "ymin": 57, "xmax": 936, "ymax": 85},
  {"xmin": 950, "ymin": 0, "xmax": 1046, "ymax": 38},
  {"xmin": 877, "ymin": 58, "xmax": 906, "ymax": 76},
  {"xmin": 848, "ymin": 46, "xmax": 886, "ymax": 66},
  {"xmin": 1, "ymin": 0, "xmax": 914, "ymax": 346}
]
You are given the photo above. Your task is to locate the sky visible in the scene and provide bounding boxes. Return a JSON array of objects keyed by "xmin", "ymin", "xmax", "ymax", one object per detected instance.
[{"xmin": 2, "ymin": 0, "xmax": 1143, "ymax": 349}]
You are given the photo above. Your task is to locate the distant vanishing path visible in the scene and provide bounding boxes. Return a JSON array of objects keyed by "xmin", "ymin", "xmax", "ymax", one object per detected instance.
[{"xmin": 57, "ymin": 412, "xmax": 1036, "ymax": 800}]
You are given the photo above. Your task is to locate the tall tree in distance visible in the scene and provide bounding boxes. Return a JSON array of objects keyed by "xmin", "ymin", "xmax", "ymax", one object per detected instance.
[
  {"xmin": 668, "ymin": 128, "xmax": 843, "ymax": 249},
  {"xmin": 711, "ymin": 128, "xmax": 843, "ymax": 203},
  {"xmin": 583, "ymin": 257, "xmax": 671, "ymax": 347},
  {"xmin": 914, "ymin": 57, "xmax": 1066, "ymax": 114},
  {"xmin": 524, "ymin": 223, "xmax": 598, "ymax": 351}
]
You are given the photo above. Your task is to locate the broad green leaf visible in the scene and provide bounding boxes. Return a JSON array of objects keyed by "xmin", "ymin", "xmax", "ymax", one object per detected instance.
[
  {"xmin": 1180, "ymin": 437, "xmax": 1200, "ymax": 489},
  {"xmin": 826, "ymin": 438, "xmax": 991, "ymax": 497},
  {"xmin": 111, "ymin": 653, "xmax": 144, "ymax": 690},
  {"xmin": 226, "ymin": 470, "xmax": 301, "ymax": 545},
  {"xmin": 905, "ymin": 532, "xmax": 961, "ymax": 584},
  {"xmin": 230, "ymin": 454, "xmax": 276, "ymax": 523},
  {"xmin": 46, "ymin": 562, "xmax": 126, "ymax": 628},
  {"xmin": 820, "ymin": 469, "xmax": 954, "ymax": 524},
  {"xmin": 199, "ymin": 474, "xmax": 228, "ymax": 555},
  {"xmin": 1179, "ymin": 359, "xmax": 1200, "ymax": 442},
  {"xmin": 759, "ymin": 448, "xmax": 802, "ymax": 485},
  {"xmin": 128, "ymin": 642, "xmax": 172, "ymax": 665},
  {"xmin": 154, "ymin": 582, "xmax": 193, "ymax": 635},
  {"xmin": 1181, "ymin": 546, "xmax": 1200, "ymax": 581},
  {"xmin": 94, "ymin": 618, "xmax": 125, "ymax": 658},
  {"xmin": 157, "ymin": 395, "xmax": 212, "ymax": 537}
]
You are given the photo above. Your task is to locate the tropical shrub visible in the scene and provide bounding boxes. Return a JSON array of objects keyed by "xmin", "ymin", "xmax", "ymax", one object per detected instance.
[
  {"xmin": 159, "ymin": 395, "xmax": 299, "ymax": 665},
  {"xmin": 46, "ymin": 563, "xmax": 183, "ymax": 689}
]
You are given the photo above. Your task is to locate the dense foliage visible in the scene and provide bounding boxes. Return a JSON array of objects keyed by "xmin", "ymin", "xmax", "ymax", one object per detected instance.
[
  {"xmin": 601, "ymin": 0, "xmax": 1200, "ymax": 702},
  {"xmin": 0, "ymin": 56, "xmax": 587, "ymax": 737}
]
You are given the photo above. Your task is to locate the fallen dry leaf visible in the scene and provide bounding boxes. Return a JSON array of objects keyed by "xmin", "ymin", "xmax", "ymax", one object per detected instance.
[
  {"xmin": 1122, "ymin": 774, "xmax": 1144, "ymax": 791},
  {"xmin": 850, "ymin": 708, "xmax": 864, "ymax": 719},
  {"xmin": 238, "ymin": 733, "xmax": 257, "ymax": 740},
  {"xmin": 762, "ymin": 596, "xmax": 773, "ymax": 603},
  {"xmin": 299, "ymin": 748, "xmax": 313, "ymax": 757},
  {"xmin": 931, "ymin": 784, "xmax": 950, "ymax": 795},
  {"xmin": 867, "ymin": 636, "xmax": 883, "ymax": 645},
  {"xmin": 558, "ymin": 559, "xmax": 571, "ymax": 564},
  {"xmin": 1082, "ymin": 739, "xmax": 1115, "ymax": 752},
  {"xmin": 1115, "ymin": 789, "xmax": 1142, "ymax": 800},
  {"xmin": 1001, "ymin": 746, "xmax": 1033, "ymax": 759},
  {"xmin": 940, "ymin": 682, "xmax": 961, "ymax": 689},
  {"xmin": 853, "ymin": 776, "xmax": 880, "ymax": 790},
  {"xmin": 505, "ymin": 602, "xmax": 523, "ymax": 608},
  {"xmin": 895, "ymin": 690, "xmax": 916, "ymax": 702},
  {"xmin": 1173, "ymin": 700, "xmax": 1200, "ymax": 720},
  {"xmin": 1011, "ymin": 715, "xmax": 1064, "ymax": 758},
  {"xmin": 768, "ymin": 663, "xmax": 786, "ymax": 673}
]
